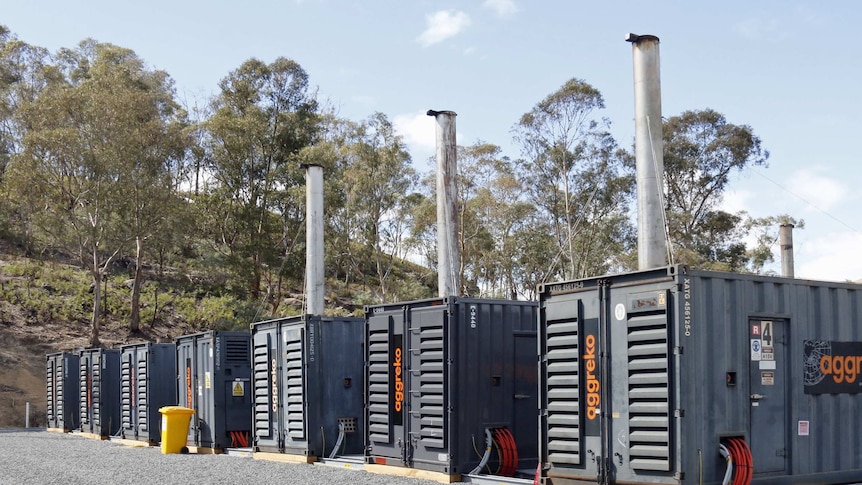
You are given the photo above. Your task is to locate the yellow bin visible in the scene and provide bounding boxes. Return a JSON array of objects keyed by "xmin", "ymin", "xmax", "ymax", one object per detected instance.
[{"xmin": 159, "ymin": 406, "xmax": 195, "ymax": 454}]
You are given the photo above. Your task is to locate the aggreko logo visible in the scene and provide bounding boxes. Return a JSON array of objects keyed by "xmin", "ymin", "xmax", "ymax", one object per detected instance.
[
  {"xmin": 393, "ymin": 348, "xmax": 404, "ymax": 412},
  {"xmin": 584, "ymin": 334, "xmax": 600, "ymax": 419},
  {"xmin": 820, "ymin": 354, "xmax": 862, "ymax": 383}
]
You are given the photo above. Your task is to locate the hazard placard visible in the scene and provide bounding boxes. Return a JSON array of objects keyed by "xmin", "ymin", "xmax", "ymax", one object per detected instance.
[{"xmin": 232, "ymin": 380, "xmax": 245, "ymax": 397}]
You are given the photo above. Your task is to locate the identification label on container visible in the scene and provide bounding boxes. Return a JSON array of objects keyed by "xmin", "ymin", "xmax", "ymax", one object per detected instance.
[
  {"xmin": 761, "ymin": 371, "xmax": 774, "ymax": 385},
  {"xmin": 798, "ymin": 420, "xmax": 810, "ymax": 436},
  {"xmin": 751, "ymin": 339, "xmax": 762, "ymax": 361},
  {"xmin": 205, "ymin": 372, "xmax": 211, "ymax": 389}
]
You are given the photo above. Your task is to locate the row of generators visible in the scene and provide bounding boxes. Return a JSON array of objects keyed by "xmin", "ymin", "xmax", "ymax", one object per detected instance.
[{"xmin": 45, "ymin": 267, "xmax": 862, "ymax": 483}]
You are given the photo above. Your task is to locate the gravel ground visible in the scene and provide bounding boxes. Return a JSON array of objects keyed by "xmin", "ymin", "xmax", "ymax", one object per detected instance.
[{"xmin": 0, "ymin": 430, "xmax": 461, "ymax": 485}]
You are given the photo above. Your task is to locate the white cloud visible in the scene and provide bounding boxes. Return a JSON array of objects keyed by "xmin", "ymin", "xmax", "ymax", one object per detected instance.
[
  {"xmin": 463, "ymin": 46, "xmax": 477, "ymax": 56},
  {"xmin": 394, "ymin": 111, "xmax": 436, "ymax": 158},
  {"xmin": 733, "ymin": 16, "xmax": 782, "ymax": 41},
  {"xmin": 417, "ymin": 10, "xmax": 472, "ymax": 47},
  {"xmin": 785, "ymin": 169, "xmax": 849, "ymax": 213},
  {"xmin": 483, "ymin": 0, "xmax": 518, "ymax": 17},
  {"xmin": 795, "ymin": 231, "xmax": 862, "ymax": 282}
]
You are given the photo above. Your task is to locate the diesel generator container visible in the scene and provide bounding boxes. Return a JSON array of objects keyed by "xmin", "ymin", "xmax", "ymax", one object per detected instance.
[
  {"xmin": 46, "ymin": 352, "xmax": 80, "ymax": 431},
  {"xmin": 78, "ymin": 348, "xmax": 121, "ymax": 437},
  {"xmin": 365, "ymin": 297, "xmax": 539, "ymax": 476},
  {"xmin": 538, "ymin": 265, "xmax": 862, "ymax": 485},
  {"xmin": 251, "ymin": 315, "xmax": 365, "ymax": 457},
  {"xmin": 119, "ymin": 342, "xmax": 177, "ymax": 444},
  {"xmin": 176, "ymin": 331, "xmax": 252, "ymax": 450}
]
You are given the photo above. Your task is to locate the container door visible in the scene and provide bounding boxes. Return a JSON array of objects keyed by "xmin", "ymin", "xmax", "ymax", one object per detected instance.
[
  {"xmin": 542, "ymin": 290, "xmax": 603, "ymax": 479},
  {"xmin": 609, "ymin": 288, "xmax": 673, "ymax": 480},
  {"xmin": 197, "ymin": 337, "xmax": 213, "ymax": 445},
  {"xmin": 176, "ymin": 340, "xmax": 197, "ymax": 442},
  {"xmin": 252, "ymin": 329, "xmax": 278, "ymax": 449},
  {"xmin": 749, "ymin": 319, "xmax": 787, "ymax": 474},
  {"xmin": 367, "ymin": 310, "xmax": 407, "ymax": 463},
  {"xmin": 407, "ymin": 305, "xmax": 447, "ymax": 468},
  {"xmin": 283, "ymin": 327, "xmax": 306, "ymax": 446}
]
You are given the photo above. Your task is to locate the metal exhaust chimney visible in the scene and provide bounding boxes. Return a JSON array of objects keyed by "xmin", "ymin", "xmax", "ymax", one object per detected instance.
[
  {"xmin": 427, "ymin": 109, "xmax": 460, "ymax": 297},
  {"xmin": 627, "ymin": 33, "xmax": 668, "ymax": 270},
  {"xmin": 780, "ymin": 223, "xmax": 795, "ymax": 278},
  {"xmin": 302, "ymin": 164, "xmax": 325, "ymax": 315}
]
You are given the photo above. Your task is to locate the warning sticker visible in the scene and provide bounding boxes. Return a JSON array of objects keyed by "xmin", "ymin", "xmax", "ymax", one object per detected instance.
[
  {"xmin": 761, "ymin": 348, "xmax": 774, "ymax": 361},
  {"xmin": 205, "ymin": 371, "xmax": 211, "ymax": 389},
  {"xmin": 751, "ymin": 339, "xmax": 762, "ymax": 361},
  {"xmin": 232, "ymin": 380, "xmax": 245, "ymax": 397},
  {"xmin": 761, "ymin": 371, "xmax": 775, "ymax": 386},
  {"xmin": 798, "ymin": 421, "xmax": 810, "ymax": 436}
]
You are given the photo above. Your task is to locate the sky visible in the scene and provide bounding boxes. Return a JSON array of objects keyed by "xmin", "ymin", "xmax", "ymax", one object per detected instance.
[{"xmin": 4, "ymin": 1, "xmax": 862, "ymax": 282}]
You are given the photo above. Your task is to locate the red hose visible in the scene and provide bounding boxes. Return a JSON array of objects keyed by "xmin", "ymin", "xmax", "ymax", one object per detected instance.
[{"xmin": 501, "ymin": 428, "xmax": 519, "ymax": 476}]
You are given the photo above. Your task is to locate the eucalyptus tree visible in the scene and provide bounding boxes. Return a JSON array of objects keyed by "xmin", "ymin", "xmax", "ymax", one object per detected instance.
[
  {"xmin": 9, "ymin": 40, "xmax": 185, "ymax": 343},
  {"xmin": 338, "ymin": 112, "xmax": 416, "ymax": 301},
  {"xmin": 663, "ymin": 109, "xmax": 769, "ymax": 271},
  {"xmin": 514, "ymin": 78, "xmax": 636, "ymax": 280},
  {"xmin": 0, "ymin": 27, "xmax": 57, "ymax": 250},
  {"xmin": 203, "ymin": 57, "xmax": 319, "ymax": 304}
]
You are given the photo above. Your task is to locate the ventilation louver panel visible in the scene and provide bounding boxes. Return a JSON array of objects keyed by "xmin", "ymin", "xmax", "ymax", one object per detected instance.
[
  {"xmin": 137, "ymin": 356, "xmax": 148, "ymax": 431},
  {"xmin": 79, "ymin": 361, "xmax": 88, "ymax": 425},
  {"xmin": 56, "ymin": 362, "xmax": 64, "ymax": 422},
  {"xmin": 92, "ymin": 358, "xmax": 102, "ymax": 426},
  {"xmin": 284, "ymin": 331, "xmax": 305, "ymax": 440},
  {"xmin": 545, "ymin": 317, "xmax": 581, "ymax": 465},
  {"xmin": 226, "ymin": 338, "xmax": 250, "ymax": 363},
  {"xmin": 367, "ymin": 321, "xmax": 390, "ymax": 442},
  {"xmin": 416, "ymin": 318, "xmax": 445, "ymax": 449},
  {"xmin": 253, "ymin": 337, "xmax": 271, "ymax": 437},
  {"xmin": 627, "ymin": 313, "xmax": 671, "ymax": 471},
  {"xmin": 121, "ymin": 357, "xmax": 133, "ymax": 430},
  {"xmin": 46, "ymin": 362, "xmax": 55, "ymax": 422}
]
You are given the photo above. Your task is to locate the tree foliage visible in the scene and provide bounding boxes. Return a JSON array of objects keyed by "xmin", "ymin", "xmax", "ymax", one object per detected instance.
[{"xmin": 663, "ymin": 109, "xmax": 770, "ymax": 271}]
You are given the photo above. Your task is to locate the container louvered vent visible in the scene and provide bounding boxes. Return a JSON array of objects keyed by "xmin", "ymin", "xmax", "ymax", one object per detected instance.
[
  {"xmin": 544, "ymin": 318, "xmax": 581, "ymax": 465},
  {"xmin": 284, "ymin": 330, "xmax": 305, "ymax": 440},
  {"xmin": 92, "ymin": 358, "xmax": 102, "ymax": 426},
  {"xmin": 121, "ymin": 357, "xmax": 133, "ymax": 430},
  {"xmin": 80, "ymin": 361, "xmax": 89, "ymax": 425},
  {"xmin": 137, "ymin": 356, "xmax": 148, "ymax": 431},
  {"xmin": 627, "ymin": 313, "xmax": 671, "ymax": 471},
  {"xmin": 253, "ymin": 336, "xmax": 271, "ymax": 438},
  {"xmin": 415, "ymin": 315, "xmax": 445, "ymax": 449},
  {"xmin": 46, "ymin": 362, "xmax": 55, "ymax": 422},
  {"xmin": 226, "ymin": 338, "xmax": 250, "ymax": 363},
  {"xmin": 367, "ymin": 319, "xmax": 390, "ymax": 443},
  {"xmin": 56, "ymin": 362, "xmax": 65, "ymax": 421}
]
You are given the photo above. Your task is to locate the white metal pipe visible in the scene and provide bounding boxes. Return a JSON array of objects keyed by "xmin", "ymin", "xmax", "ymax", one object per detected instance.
[
  {"xmin": 25, "ymin": 401, "xmax": 29, "ymax": 428},
  {"xmin": 303, "ymin": 164, "xmax": 325, "ymax": 316},
  {"xmin": 780, "ymin": 223, "xmax": 795, "ymax": 278},
  {"xmin": 427, "ymin": 110, "xmax": 460, "ymax": 297},
  {"xmin": 627, "ymin": 33, "xmax": 668, "ymax": 270}
]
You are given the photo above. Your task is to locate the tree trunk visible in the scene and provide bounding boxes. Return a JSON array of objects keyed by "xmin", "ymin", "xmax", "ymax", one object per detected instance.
[
  {"xmin": 90, "ymin": 248, "xmax": 101, "ymax": 348},
  {"xmin": 129, "ymin": 236, "xmax": 143, "ymax": 332}
]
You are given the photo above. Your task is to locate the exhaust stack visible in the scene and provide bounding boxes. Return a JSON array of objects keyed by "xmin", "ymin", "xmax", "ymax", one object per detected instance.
[
  {"xmin": 627, "ymin": 33, "xmax": 668, "ymax": 270},
  {"xmin": 780, "ymin": 223, "xmax": 795, "ymax": 278},
  {"xmin": 303, "ymin": 164, "xmax": 325, "ymax": 315},
  {"xmin": 427, "ymin": 109, "xmax": 460, "ymax": 297}
]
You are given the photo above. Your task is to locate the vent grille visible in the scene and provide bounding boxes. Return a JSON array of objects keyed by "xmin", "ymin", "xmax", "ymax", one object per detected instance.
[
  {"xmin": 284, "ymin": 330, "xmax": 305, "ymax": 440},
  {"xmin": 79, "ymin": 360, "xmax": 89, "ymax": 425},
  {"xmin": 627, "ymin": 313, "xmax": 671, "ymax": 471},
  {"xmin": 252, "ymin": 335, "xmax": 272, "ymax": 438},
  {"xmin": 137, "ymin": 355, "xmax": 148, "ymax": 431},
  {"xmin": 92, "ymin": 357, "xmax": 102, "ymax": 426},
  {"xmin": 46, "ymin": 361, "xmax": 55, "ymax": 422},
  {"xmin": 367, "ymin": 320, "xmax": 390, "ymax": 443},
  {"xmin": 225, "ymin": 338, "xmax": 250, "ymax": 363},
  {"xmin": 544, "ymin": 317, "xmax": 581, "ymax": 465},
  {"xmin": 415, "ymin": 316, "xmax": 445, "ymax": 449},
  {"xmin": 121, "ymin": 356, "xmax": 133, "ymax": 431},
  {"xmin": 56, "ymin": 362, "xmax": 64, "ymax": 422}
]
